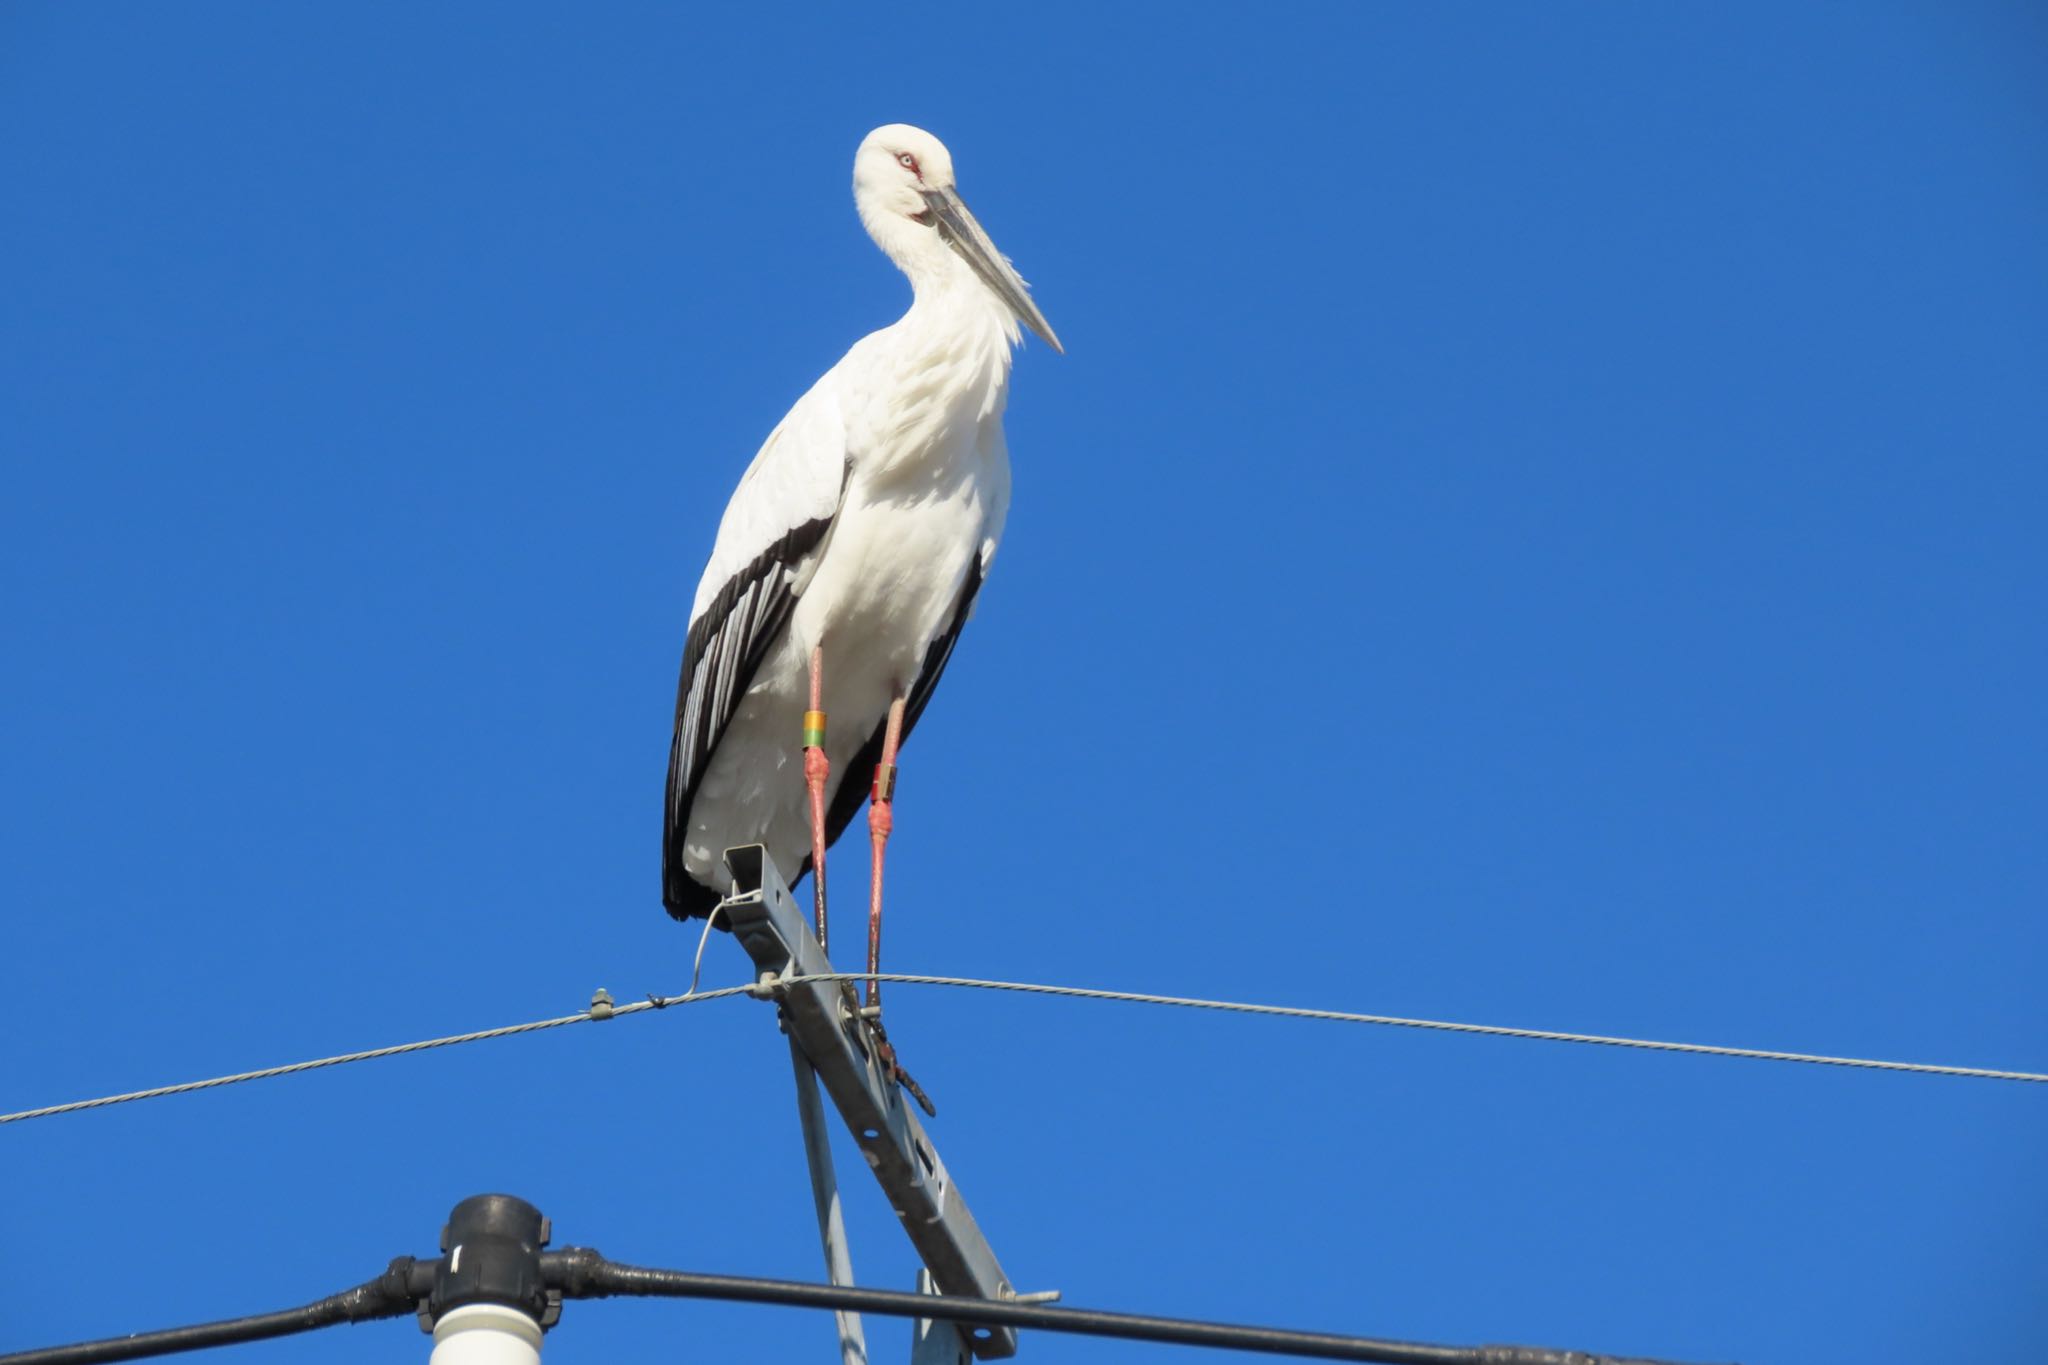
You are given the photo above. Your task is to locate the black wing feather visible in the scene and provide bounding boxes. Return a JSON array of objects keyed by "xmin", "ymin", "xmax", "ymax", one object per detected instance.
[{"xmin": 663, "ymin": 516, "xmax": 834, "ymax": 919}]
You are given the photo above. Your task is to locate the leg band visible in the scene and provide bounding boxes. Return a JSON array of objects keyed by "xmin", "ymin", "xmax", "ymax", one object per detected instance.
[
  {"xmin": 872, "ymin": 762, "xmax": 897, "ymax": 802},
  {"xmin": 802, "ymin": 710, "xmax": 827, "ymax": 748}
]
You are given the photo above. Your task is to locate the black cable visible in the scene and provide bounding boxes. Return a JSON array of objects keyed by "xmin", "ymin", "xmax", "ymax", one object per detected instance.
[
  {"xmin": 547, "ymin": 1250, "xmax": 1720, "ymax": 1365},
  {"xmin": 0, "ymin": 1246, "xmax": 1725, "ymax": 1365},
  {"xmin": 0, "ymin": 1260, "xmax": 424, "ymax": 1365}
]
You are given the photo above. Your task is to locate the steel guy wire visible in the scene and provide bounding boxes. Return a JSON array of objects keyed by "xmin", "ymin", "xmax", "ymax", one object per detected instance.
[
  {"xmin": 0, "ymin": 984, "xmax": 756, "ymax": 1124},
  {"xmin": 3, "ymin": 970, "xmax": 2041, "ymax": 1126}
]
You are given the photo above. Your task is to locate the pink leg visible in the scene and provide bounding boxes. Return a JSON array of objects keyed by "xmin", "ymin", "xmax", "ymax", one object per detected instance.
[
  {"xmin": 866, "ymin": 694, "xmax": 908, "ymax": 1012},
  {"xmin": 803, "ymin": 647, "xmax": 830, "ymax": 949}
]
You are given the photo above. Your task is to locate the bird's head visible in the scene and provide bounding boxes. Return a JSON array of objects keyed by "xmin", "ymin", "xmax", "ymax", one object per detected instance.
[{"xmin": 854, "ymin": 124, "xmax": 1062, "ymax": 354}]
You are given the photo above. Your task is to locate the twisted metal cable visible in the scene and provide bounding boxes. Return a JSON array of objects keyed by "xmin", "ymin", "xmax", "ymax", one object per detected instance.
[
  {"xmin": 0, "ymin": 984, "xmax": 756, "ymax": 1125},
  {"xmin": 4, "ymin": 970, "xmax": 2040, "ymax": 1127},
  {"xmin": 788, "ymin": 973, "xmax": 2048, "ymax": 1084}
]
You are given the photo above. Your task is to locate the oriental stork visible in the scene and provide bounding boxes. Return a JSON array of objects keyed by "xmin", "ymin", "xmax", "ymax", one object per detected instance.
[{"xmin": 662, "ymin": 124, "xmax": 1060, "ymax": 1024}]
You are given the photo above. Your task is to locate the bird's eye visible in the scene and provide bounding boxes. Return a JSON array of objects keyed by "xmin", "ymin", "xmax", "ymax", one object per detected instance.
[{"xmin": 897, "ymin": 152, "xmax": 920, "ymax": 174}]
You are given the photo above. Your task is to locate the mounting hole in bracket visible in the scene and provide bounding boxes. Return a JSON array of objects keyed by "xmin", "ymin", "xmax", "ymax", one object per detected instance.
[{"xmin": 860, "ymin": 1128, "xmax": 880, "ymax": 1141}]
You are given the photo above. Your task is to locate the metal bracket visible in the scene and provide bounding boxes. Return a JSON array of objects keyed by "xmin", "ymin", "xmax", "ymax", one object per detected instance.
[
  {"xmin": 911, "ymin": 1269, "xmax": 974, "ymax": 1365},
  {"xmin": 720, "ymin": 845, "xmax": 1020, "ymax": 1360}
]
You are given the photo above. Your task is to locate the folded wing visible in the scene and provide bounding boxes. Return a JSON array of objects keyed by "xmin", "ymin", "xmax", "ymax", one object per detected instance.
[{"xmin": 663, "ymin": 382, "xmax": 848, "ymax": 919}]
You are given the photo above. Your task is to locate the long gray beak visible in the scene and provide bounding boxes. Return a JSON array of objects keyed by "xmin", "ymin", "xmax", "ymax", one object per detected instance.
[{"xmin": 921, "ymin": 187, "xmax": 1063, "ymax": 354}]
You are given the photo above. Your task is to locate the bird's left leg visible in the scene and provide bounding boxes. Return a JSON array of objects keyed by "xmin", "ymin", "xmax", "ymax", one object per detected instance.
[
  {"xmin": 863, "ymin": 690, "xmax": 934, "ymax": 1116},
  {"xmin": 865, "ymin": 693, "xmax": 907, "ymax": 1013}
]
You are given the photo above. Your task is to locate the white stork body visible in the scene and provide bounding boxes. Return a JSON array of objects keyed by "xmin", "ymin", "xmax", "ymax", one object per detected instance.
[{"xmin": 663, "ymin": 126, "xmax": 1058, "ymax": 922}]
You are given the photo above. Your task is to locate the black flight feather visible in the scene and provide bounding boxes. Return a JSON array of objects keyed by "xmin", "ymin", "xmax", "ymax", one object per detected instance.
[{"xmin": 662, "ymin": 516, "xmax": 834, "ymax": 920}]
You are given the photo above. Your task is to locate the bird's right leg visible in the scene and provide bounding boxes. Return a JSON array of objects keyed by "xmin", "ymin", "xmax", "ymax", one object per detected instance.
[{"xmin": 803, "ymin": 645, "xmax": 830, "ymax": 949}]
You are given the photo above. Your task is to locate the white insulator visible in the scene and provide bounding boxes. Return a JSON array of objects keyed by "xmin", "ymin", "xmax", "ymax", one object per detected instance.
[{"xmin": 428, "ymin": 1303, "xmax": 542, "ymax": 1365}]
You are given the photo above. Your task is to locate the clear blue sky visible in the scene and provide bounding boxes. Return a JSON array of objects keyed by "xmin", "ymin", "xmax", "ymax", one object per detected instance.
[{"xmin": 4, "ymin": 4, "xmax": 2044, "ymax": 1362}]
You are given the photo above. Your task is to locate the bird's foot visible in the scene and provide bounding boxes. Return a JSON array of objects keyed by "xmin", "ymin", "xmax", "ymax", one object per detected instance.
[{"xmin": 868, "ymin": 1016, "xmax": 937, "ymax": 1118}]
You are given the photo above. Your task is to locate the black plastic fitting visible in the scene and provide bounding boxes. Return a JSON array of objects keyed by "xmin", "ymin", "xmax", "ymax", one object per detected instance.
[{"xmin": 418, "ymin": 1194, "xmax": 561, "ymax": 1332}]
